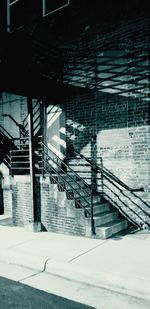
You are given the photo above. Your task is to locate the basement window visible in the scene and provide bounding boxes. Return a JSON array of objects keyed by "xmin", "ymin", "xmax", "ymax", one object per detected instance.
[
  {"xmin": 7, "ymin": 0, "xmax": 24, "ymax": 32},
  {"xmin": 42, "ymin": 0, "xmax": 69, "ymax": 17}
]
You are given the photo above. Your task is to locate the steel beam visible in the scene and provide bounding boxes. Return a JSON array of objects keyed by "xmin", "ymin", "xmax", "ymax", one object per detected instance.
[{"xmin": 27, "ymin": 97, "xmax": 38, "ymax": 224}]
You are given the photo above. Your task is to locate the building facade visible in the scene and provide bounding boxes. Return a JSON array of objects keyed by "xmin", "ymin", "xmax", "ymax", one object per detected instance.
[{"xmin": 0, "ymin": 1, "xmax": 150, "ymax": 237}]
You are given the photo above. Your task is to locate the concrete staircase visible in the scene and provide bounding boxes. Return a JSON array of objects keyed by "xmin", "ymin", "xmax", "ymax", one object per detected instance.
[
  {"xmin": 50, "ymin": 173, "xmax": 128, "ymax": 239},
  {"xmin": 85, "ymin": 194, "xmax": 128, "ymax": 239}
]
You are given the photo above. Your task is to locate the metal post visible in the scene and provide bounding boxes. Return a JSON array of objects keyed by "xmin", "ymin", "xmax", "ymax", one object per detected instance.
[
  {"xmin": 100, "ymin": 157, "xmax": 104, "ymax": 196},
  {"xmin": 27, "ymin": 97, "xmax": 38, "ymax": 225},
  {"xmin": 90, "ymin": 188, "xmax": 95, "ymax": 235},
  {"xmin": 40, "ymin": 101, "xmax": 46, "ymax": 176}
]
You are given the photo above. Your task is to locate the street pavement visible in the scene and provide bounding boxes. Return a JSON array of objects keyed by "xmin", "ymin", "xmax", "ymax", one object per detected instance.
[
  {"xmin": 0, "ymin": 276, "xmax": 94, "ymax": 309},
  {"xmin": 0, "ymin": 221, "xmax": 150, "ymax": 308}
]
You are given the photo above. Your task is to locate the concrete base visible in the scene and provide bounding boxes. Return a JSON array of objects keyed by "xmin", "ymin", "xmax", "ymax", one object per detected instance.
[{"xmin": 25, "ymin": 222, "xmax": 42, "ymax": 232}]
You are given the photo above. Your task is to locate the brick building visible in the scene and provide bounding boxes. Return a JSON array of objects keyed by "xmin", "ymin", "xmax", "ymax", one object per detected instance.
[{"xmin": 0, "ymin": 1, "xmax": 150, "ymax": 238}]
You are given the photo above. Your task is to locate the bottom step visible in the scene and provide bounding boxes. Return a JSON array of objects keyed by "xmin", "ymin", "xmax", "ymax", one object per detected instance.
[
  {"xmin": 96, "ymin": 219, "xmax": 128, "ymax": 239},
  {"xmin": 0, "ymin": 215, "xmax": 13, "ymax": 226}
]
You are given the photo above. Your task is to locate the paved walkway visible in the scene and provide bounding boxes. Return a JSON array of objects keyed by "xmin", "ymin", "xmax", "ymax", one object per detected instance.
[{"xmin": 0, "ymin": 222, "xmax": 150, "ymax": 302}]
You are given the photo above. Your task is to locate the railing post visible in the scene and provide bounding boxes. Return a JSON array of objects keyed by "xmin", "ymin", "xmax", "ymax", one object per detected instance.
[
  {"xmin": 10, "ymin": 150, "xmax": 13, "ymax": 177},
  {"xmin": 27, "ymin": 97, "xmax": 40, "ymax": 229},
  {"xmin": 38, "ymin": 136, "xmax": 45, "ymax": 178},
  {"xmin": 42, "ymin": 139, "xmax": 45, "ymax": 178},
  {"xmin": 90, "ymin": 188, "xmax": 95, "ymax": 235},
  {"xmin": 100, "ymin": 157, "xmax": 104, "ymax": 196}
]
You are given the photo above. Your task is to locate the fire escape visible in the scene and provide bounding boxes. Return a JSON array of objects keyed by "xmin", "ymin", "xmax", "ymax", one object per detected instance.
[{"xmin": 0, "ymin": 1, "xmax": 149, "ymax": 237}]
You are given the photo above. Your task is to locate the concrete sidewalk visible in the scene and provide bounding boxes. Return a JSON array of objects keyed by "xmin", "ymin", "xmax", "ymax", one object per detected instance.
[{"xmin": 0, "ymin": 224, "xmax": 150, "ymax": 302}]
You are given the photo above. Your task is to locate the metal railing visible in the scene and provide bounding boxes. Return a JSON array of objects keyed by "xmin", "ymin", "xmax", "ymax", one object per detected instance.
[
  {"xmin": 38, "ymin": 136, "xmax": 95, "ymax": 234},
  {"xmin": 0, "ymin": 124, "xmax": 14, "ymax": 140},
  {"xmin": 2, "ymin": 114, "xmax": 28, "ymax": 140},
  {"xmin": 9, "ymin": 137, "xmax": 30, "ymax": 175},
  {"xmin": 70, "ymin": 151, "xmax": 150, "ymax": 228},
  {"xmin": 0, "ymin": 125, "xmax": 14, "ymax": 171}
]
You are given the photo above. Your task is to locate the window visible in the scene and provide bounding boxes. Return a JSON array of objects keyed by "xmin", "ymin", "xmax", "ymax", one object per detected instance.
[
  {"xmin": 42, "ymin": 0, "xmax": 69, "ymax": 17},
  {"xmin": 7, "ymin": 0, "xmax": 24, "ymax": 32}
]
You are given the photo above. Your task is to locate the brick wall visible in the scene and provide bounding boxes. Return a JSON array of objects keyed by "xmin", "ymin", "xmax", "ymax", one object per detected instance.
[
  {"xmin": 64, "ymin": 89, "xmax": 150, "ymax": 191},
  {"xmin": 40, "ymin": 177, "xmax": 86, "ymax": 236},
  {"xmin": 12, "ymin": 175, "xmax": 88, "ymax": 235},
  {"xmin": 62, "ymin": 13, "xmax": 150, "ymax": 191},
  {"xmin": 0, "ymin": 163, "xmax": 12, "ymax": 216},
  {"xmin": 12, "ymin": 176, "xmax": 32, "ymax": 227}
]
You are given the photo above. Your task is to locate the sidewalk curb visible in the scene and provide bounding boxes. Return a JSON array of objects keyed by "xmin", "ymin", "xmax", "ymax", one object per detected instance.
[
  {"xmin": 1, "ymin": 251, "xmax": 150, "ymax": 302},
  {"xmin": 0, "ymin": 250, "xmax": 47, "ymax": 272},
  {"xmin": 44, "ymin": 260, "xmax": 150, "ymax": 302}
]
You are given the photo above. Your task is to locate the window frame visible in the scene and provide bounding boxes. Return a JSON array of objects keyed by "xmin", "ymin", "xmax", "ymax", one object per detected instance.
[
  {"xmin": 7, "ymin": 0, "xmax": 21, "ymax": 32},
  {"xmin": 42, "ymin": 0, "xmax": 70, "ymax": 17}
]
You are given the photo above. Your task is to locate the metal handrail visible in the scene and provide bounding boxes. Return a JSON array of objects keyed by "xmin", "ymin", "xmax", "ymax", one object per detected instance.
[
  {"xmin": 70, "ymin": 151, "xmax": 150, "ymax": 228},
  {"xmin": 39, "ymin": 143, "xmax": 91, "ymax": 203},
  {"xmin": 38, "ymin": 137, "xmax": 92, "ymax": 193},
  {"xmin": 73, "ymin": 151, "xmax": 144, "ymax": 192},
  {"xmin": 38, "ymin": 138, "xmax": 95, "ymax": 233},
  {"xmin": 2, "ymin": 114, "xmax": 28, "ymax": 139},
  {"xmin": 0, "ymin": 125, "xmax": 14, "ymax": 140},
  {"xmin": 40, "ymin": 150, "xmax": 91, "ymax": 211}
]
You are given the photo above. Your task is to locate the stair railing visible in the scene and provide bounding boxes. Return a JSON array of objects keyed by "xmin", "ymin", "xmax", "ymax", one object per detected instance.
[
  {"xmin": 70, "ymin": 151, "xmax": 150, "ymax": 229},
  {"xmin": 0, "ymin": 125, "xmax": 24, "ymax": 175},
  {"xmin": 9, "ymin": 137, "xmax": 29, "ymax": 175},
  {"xmin": 0, "ymin": 124, "xmax": 14, "ymax": 140},
  {"xmin": 38, "ymin": 136, "xmax": 95, "ymax": 235},
  {"xmin": 2, "ymin": 114, "xmax": 28, "ymax": 146}
]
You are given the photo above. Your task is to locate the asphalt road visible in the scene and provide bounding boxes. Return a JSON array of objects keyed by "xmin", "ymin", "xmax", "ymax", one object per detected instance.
[{"xmin": 0, "ymin": 276, "xmax": 95, "ymax": 309}]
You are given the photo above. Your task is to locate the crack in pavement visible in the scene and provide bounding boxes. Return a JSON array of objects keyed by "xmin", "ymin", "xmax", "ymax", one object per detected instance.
[{"xmin": 68, "ymin": 239, "xmax": 109, "ymax": 263}]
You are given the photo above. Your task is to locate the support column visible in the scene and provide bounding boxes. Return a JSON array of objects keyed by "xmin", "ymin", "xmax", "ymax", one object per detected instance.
[
  {"xmin": 40, "ymin": 100, "xmax": 47, "ymax": 145},
  {"xmin": 27, "ymin": 97, "xmax": 41, "ymax": 231}
]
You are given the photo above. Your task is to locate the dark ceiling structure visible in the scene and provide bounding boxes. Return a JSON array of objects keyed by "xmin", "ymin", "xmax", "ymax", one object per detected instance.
[{"xmin": 0, "ymin": 0, "xmax": 149, "ymax": 101}]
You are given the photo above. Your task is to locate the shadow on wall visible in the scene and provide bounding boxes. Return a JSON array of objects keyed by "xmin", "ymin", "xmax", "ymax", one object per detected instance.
[{"xmin": 58, "ymin": 89, "xmax": 150, "ymax": 189}]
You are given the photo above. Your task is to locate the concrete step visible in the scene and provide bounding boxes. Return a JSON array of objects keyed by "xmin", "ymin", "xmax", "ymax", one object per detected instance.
[
  {"xmin": 65, "ymin": 180, "xmax": 87, "ymax": 189},
  {"xmin": 65, "ymin": 182, "xmax": 91, "ymax": 196},
  {"xmin": 64, "ymin": 173, "xmax": 81, "ymax": 181},
  {"xmin": 94, "ymin": 211, "xmax": 118, "ymax": 226},
  {"xmin": 0, "ymin": 215, "xmax": 13, "ymax": 226},
  {"xmin": 136, "ymin": 192, "xmax": 150, "ymax": 199},
  {"xmin": 96, "ymin": 219, "xmax": 128, "ymax": 239},
  {"xmin": 85, "ymin": 202, "xmax": 110, "ymax": 215},
  {"xmin": 143, "ymin": 199, "xmax": 150, "ymax": 205},
  {"xmin": 72, "ymin": 188, "xmax": 91, "ymax": 198},
  {"xmin": 50, "ymin": 173, "xmax": 78, "ymax": 183},
  {"xmin": 78, "ymin": 194, "xmax": 102, "ymax": 208}
]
